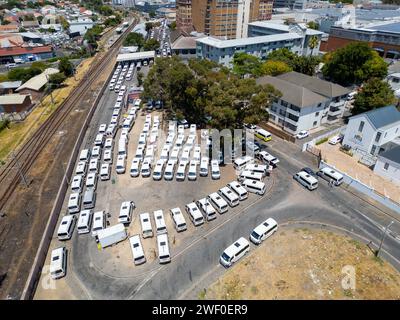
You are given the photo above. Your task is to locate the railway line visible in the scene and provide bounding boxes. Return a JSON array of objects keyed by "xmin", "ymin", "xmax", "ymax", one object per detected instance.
[{"xmin": 0, "ymin": 18, "xmax": 137, "ymax": 211}]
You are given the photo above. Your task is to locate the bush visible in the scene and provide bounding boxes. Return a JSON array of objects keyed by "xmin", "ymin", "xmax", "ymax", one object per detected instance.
[
  {"xmin": 0, "ymin": 119, "xmax": 10, "ymax": 133},
  {"xmin": 315, "ymin": 137, "xmax": 328, "ymax": 145}
]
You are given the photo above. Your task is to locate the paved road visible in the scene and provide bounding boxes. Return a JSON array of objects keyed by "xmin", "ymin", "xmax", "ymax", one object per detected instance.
[{"xmin": 66, "ymin": 130, "xmax": 400, "ymax": 299}]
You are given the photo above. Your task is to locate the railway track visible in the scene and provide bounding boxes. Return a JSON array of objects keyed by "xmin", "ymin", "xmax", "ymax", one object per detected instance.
[{"xmin": 0, "ymin": 18, "xmax": 138, "ymax": 211}]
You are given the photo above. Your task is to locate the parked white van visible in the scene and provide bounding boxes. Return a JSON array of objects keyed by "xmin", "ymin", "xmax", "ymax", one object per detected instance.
[
  {"xmin": 157, "ymin": 233, "xmax": 171, "ymax": 264},
  {"xmin": 245, "ymin": 163, "xmax": 268, "ymax": 177},
  {"xmin": 170, "ymin": 207, "xmax": 187, "ymax": 232},
  {"xmin": 242, "ymin": 179, "xmax": 266, "ymax": 195},
  {"xmin": 116, "ymin": 155, "xmax": 126, "ymax": 174},
  {"xmin": 193, "ymin": 146, "xmax": 201, "ymax": 163},
  {"xmin": 141, "ymin": 159, "xmax": 152, "ymax": 177},
  {"xmin": 144, "ymin": 145, "xmax": 155, "ymax": 163},
  {"xmin": 79, "ymin": 149, "xmax": 90, "ymax": 163},
  {"xmin": 220, "ymin": 237, "xmax": 250, "ymax": 268},
  {"xmin": 106, "ymin": 124, "xmax": 117, "ymax": 138},
  {"xmin": 103, "ymin": 149, "xmax": 113, "ymax": 164},
  {"xmin": 188, "ymin": 160, "xmax": 197, "ymax": 181},
  {"xmin": 94, "ymin": 133, "xmax": 104, "ymax": 147},
  {"xmin": 153, "ymin": 159, "xmax": 165, "ymax": 181},
  {"xmin": 88, "ymin": 158, "xmax": 99, "ymax": 173},
  {"xmin": 196, "ymin": 198, "xmax": 217, "ymax": 221},
  {"xmin": 200, "ymin": 157, "xmax": 209, "ymax": 177},
  {"xmin": 77, "ymin": 209, "xmax": 93, "ymax": 234},
  {"xmin": 71, "ymin": 175, "xmax": 83, "ymax": 194},
  {"xmin": 118, "ymin": 201, "xmax": 134, "ymax": 225},
  {"xmin": 120, "ymin": 128, "xmax": 129, "ymax": 142},
  {"xmin": 170, "ymin": 147, "xmax": 180, "ymax": 162},
  {"xmin": 50, "ymin": 247, "xmax": 67, "ymax": 280},
  {"xmin": 138, "ymin": 132, "xmax": 147, "ymax": 145},
  {"xmin": 68, "ymin": 192, "xmax": 80, "ymax": 214},
  {"xmin": 181, "ymin": 147, "xmax": 191, "ymax": 162},
  {"xmin": 92, "ymin": 210, "xmax": 106, "ymax": 237},
  {"xmin": 233, "ymin": 156, "xmax": 253, "ymax": 171},
  {"xmin": 129, "ymin": 235, "xmax": 146, "ymax": 265},
  {"xmin": 57, "ymin": 215, "xmax": 77, "ymax": 240},
  {"xmin": 238, "ymin": 170, "xmax": 263, "ymax": 182},
  {"xmin": 82, "ymin": 188, "xmax": 96, "ymax": 209},
  {"xmin": 91, "ymin": 146, "xmax": 101, "ymax": 160},
  {"xmin": 130, "ymin": 158, "xmax": 141, "ymax": 177},
  {"xmin": 104, "ymin": 137, "xmax": 113, "ymax": 150},
  {"xmin": 153, "ymin": 210, "xmax": 167, "ymax": 235},
  {"xmin": 135, "ymin": 145, "xmax": 145, "ymax": 161},
  {"xmin": 258, "ymin": 151, "xmax": 279, "ymax": 168},
  {"xmin": 118, "ymin": 138, "xmax": 127, "ymax": 157},
  {"xmin": 207, "ymin": 192, "xmax": 228, "ymax": 214},
  {"xmin": 85, "ymin": 172, "xmax": 98, "ymax": 190},
  {"xmin": 100, "ymin": 163, "xmax": 110, "ymax": 181},
  {"xmin": 250, "ymin": 218, "xmax": 278, "ymax": 245},
  {"xmin": 164, "ymin": 160, "xmax": 176, "ymax": 180},
  {"xmin": 218, "ymin": 186, "xmax": 239, "ymax": 207},
  {"xmin": 227, "ymin": 181, "xmax": 248, "ymax": 201},
  {"xmin": 293, "ymin": 171, "xmax": 318, "ymax": 190},
  {"xmin": 75, "ymin": 161, "xmax": 87, "ymax": 177},
  {"xmin": 185, "ymin": 202, "xmax": 204, "ymax": 226},
  {"xmin": 317, "ymin": 167, "xmax": 343, "ymax": 186},
  {"xmin": 211, "ymin": 160, "xmax": 220, "ymax": 180},
  {"xmin": 176, "ymin": 161, "xmax": 188, "ymax": 181},
  {"xmin": 139, "ymin": 212, "xmax": 153, "ymax": 238},
  {"xmin": 160, "ymin": 146, "xmax": 170, "ymax": 161}
]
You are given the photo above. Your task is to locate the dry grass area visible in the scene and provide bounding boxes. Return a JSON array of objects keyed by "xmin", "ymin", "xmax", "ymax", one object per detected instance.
[
  {"xmin": 203, "ymin": 228, "xmax": 400, "ymax": 300},
  {"xmin": 0, "ymin": 57, "xmax": 95, "ymax": 162}
]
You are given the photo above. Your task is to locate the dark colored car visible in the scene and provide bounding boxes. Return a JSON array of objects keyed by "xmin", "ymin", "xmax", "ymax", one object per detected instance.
[{"xmin": 301, "ymin": 167, "xmax": 318, "ymax": 179}]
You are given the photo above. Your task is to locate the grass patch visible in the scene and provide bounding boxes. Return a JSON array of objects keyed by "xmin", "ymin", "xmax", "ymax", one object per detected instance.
[
  {"xmin": 348, "ymin": 239, "xmax": 363, "ymax": 250},
  {"xmin": 316, "ymin": 137, "xmax": 328, "ymax": 145},
  {"xmin": 343, "ymin": 289, "xmax": 354, "ymax": 298},
  {"xmin": 198, "ymin": 289, "xmax": 207, "ymax": 300}
]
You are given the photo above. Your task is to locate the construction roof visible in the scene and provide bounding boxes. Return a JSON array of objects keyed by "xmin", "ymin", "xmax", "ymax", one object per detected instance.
[
  {"xmin": 0, "ymin": 94, "xmax": 30, "ymax": 105},
  {"xmin": 16, "ymin": 68, "xmax": 59, "ymax": 92},
  {"xmin": 379, "ymin": 145, "xmax": 400, "ymax": 164},
  {"xmin": 277, "ymin": 71, "xmax": 351, "ymax": 98},
  {"xmin": 256, "ymin": 76, "xmax": 328, "ymax": 108}
]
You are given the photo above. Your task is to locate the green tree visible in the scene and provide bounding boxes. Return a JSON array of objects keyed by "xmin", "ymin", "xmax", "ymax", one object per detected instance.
[
  {"xmin": 60, "ymin": 16, "xmax": 70, "ymax": 31},
  {"xmin": 307, "ymin": 35, "xmax": 319, "ymax": 56},
  {"xmin": 48, "ymin": 72, "xmax": 67, "ymax": 88},
  {"xmin": 322, "ymin": 42, "xmax": 388, "ymax": 86},
  {"xmin": 99, "ymin": 5, "xmax": 113, "ymax": 16},
  {"xmin": 58, "ymin": 58, "xmax": 74, "ymax": 77},
  {"xmin": 352, "ymin": 78, "xmax": 396, "ymax": 115},
  {"xmin": 1, "ymin": 19, "xmax": 10, "ymax": 25},
  {"xmin": 123, "ymin": 32, "xmax": 144, "ymax": 48},
  {"xmin": 260, "ymin": 60, "xmax": 292, "ymax": 76},
  {"xmin": 8, "ymin": 67, "xmax": 42, "ymax": 82},
  {"xmin": 232, "ymin": 52, "xmax": 262, "ymax": 78},
  {"xmin": 145, "ymin": 22, "xmax": 153, "ymax": 32},
  {"xmin": 149, "ymin": 10, "xmax": 156, "ymax": 19},
  {"xmin": 137, "ymin": 71, "xmax": 144, "ymax": 86},
  {"xmin": 143, "ymin": 38, "xmax": 160, "ymax": 51},
  {"xmin": 169, "ymin": 21, "xmax": 176, "ymax": 30},
  {"xmin": 307, "ymin": 21, "xmax": 319, "ymax": 30}
]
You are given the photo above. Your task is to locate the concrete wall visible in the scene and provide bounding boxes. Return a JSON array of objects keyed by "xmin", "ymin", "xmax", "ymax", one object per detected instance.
[
  {"xmin": 319, "ymin": 160, "xmax": 400, "ymax": 215},
  {"xmin": 374, "ymin": 157, "xmax": 400, "ymax": 186},
  {"xmin": 342, "ymin": 116, "xmax": 375, "ymax": 155}
]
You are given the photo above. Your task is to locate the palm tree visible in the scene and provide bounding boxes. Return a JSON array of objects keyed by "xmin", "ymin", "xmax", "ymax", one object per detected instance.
[{"xmin": 308, "ymin": 36, "xmax": 319, "ymax": 56}]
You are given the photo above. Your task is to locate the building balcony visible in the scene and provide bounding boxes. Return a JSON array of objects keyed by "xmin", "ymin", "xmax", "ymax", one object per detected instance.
[
  {"xmin": 284, "ymin": 116, "xmax": 298, "ymax": 126},
  {"xmin": 330, "ymin": 100, "xmax": 345, "ymax": 108},
  {"xmin": 328, "ymin": 107, "xmax": 342, "ymax": 116},
  {"xmin": 286, "ymin": 107, "xmax": 300, "ymax": 117}
]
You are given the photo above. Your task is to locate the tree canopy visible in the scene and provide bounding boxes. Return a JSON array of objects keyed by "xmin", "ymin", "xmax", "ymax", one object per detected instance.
[
  {"xmin": 123, "ymin": 32, "xmax": 144, "ymax": 48},
  {"xmin": 58, "ymin": 58, "xmax": 74, "ymax": 77},
  {"xmin": 352, "ymin": 78, "xmax": 396, "ymax": 115},
  {"xmin": 307, "ymin": 21, "xmax": 319, "ymax": 30},
  {"xmin": 142, "ymin": 57, "xmax": 281, "ymax": 130},
  {"xmin": 322, "ymin": 42, "xmax": 388, "ymax": 86},
  {"xmin": 143, "ymin": 38, "xmax": 160, "ymax": 51},
  {"xmin": 260, "ymin": 60, "xmax": 292, "ymax": 76},
  {"xmin": 232, "ymin": 52, "xmax": 263, "ymax": 78}
]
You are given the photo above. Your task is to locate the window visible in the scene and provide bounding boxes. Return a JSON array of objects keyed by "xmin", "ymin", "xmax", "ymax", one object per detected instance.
[
  {"xmin": 358, "ymin": 121, "xmax": 365, "ymax": 132},
  {"xmin": 315, "ymin": 112, "xmax": 319, "ymax": 117},
  {"xmin": 375, "ymin": 132, "xmax": 381, "ymax": 143},
  {"xmin": 371, "ymin": 145, "xmax": 377, "ymax": 154},
  {"xmin": 384, "ymin": 163, "xmax": 389, "ymax": 170},
  {"xmin": 313, "ymin": 121, "xmax": 317, "ymax": 126}
]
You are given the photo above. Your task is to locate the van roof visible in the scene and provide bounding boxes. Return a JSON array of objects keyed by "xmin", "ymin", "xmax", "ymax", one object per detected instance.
[
  {"xmin": 58, "ymin": 215, "xmax": 74, "ymax": 234},
  {"xmin": 78, "ymin": 209, "xmax": 92, "ymax": 226},
  {"xmin": 129, "ymin": 235, "xmax": 144, "ymax": 257},
  {"xmin": 220, "ymin": 186, "xmax": 238, "ymax": 199},
  {"xmin": 223, "ymin": 237, "xmax": 249, "ymax": 258},
  {"xmin": 186, "ymin": 203, "xmax": 203, "ymax": 219},
  {"xmin": 157, "ymin": 233, "xmax": 169, "ymax": 254},
  {"xmin": 321, "ymin": 167, "xmax": 343, "ymax": 180},
  {"xmin": 253, "ymin": 218, "xmax": 277, "ymax": 237},
  {"xmin": 298, "ymin": 171, "xmax": 318, "ymax": 183},
  {"xmin": 50, "ymin": 247, "xmax": 64, "ymax": 273},
  {"xmin": 242, "ymin": 179, "xmax": 265, "ymax": 189}
]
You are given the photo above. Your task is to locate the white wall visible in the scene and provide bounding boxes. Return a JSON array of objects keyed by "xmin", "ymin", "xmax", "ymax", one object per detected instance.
[
  {"xmin": 374, "ymin": 157, "xmax": 400, "ymax": 186},
  {"xmin": 342, "ymin": 116, "xmax": 375, "ymax": 154}
]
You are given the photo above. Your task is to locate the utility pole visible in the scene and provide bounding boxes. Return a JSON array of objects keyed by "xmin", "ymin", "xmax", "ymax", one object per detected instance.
[
  {"xmin": 11, "ymin": 151, "xmax": 29, "ymax": 187},
  {"xmin": 376, "ymin": 221, "xmax": 394, "ymax": 257}
]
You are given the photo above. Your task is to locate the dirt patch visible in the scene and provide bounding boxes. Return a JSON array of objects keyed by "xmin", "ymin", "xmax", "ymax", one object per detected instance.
[{"xmin": 204, "ymin": 228, "xmax": 400, "ymax": 300}]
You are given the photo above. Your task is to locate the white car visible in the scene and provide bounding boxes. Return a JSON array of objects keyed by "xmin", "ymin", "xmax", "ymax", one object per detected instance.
[
  {"xmin": 296, "ymin": 130, "xmax": 309, "ymax": 139},
  {"xmin": 328, "ymin": 135, "xmax": 343, "ymax": 145}
]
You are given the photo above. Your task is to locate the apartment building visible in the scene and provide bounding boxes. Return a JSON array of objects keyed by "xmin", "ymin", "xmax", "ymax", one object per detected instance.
[
  {"xmin": 256, "ymin": 76, "xmax": 330, "ymax": 135},
  {"xmin": 184, "ymin": 0, "xmax": 274, "ymax": 39},
  {"xmin": 176, "ymin": 0, "xmax": 193, "ymax": 34}
]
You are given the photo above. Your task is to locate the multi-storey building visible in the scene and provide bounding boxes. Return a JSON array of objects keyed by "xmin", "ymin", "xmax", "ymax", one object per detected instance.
[{"xmin": 179, "ymin": 0, "xmax": 273, "ymax": 39}]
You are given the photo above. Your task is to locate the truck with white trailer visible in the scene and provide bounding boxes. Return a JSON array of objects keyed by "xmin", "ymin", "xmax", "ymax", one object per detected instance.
[{"xmin": 96, "ymin": 223, "xmax": 127, "ymax": 248}]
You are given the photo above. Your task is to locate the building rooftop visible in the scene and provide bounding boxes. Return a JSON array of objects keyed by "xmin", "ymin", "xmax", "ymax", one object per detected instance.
[
  {"xmin": 248, "ymin": 21, "xmax": 324, "ymax": 36},
  {"xmin": 277, "ymin": 71, "xmax": 351, "ymax": 98},
  {"xmin": 172, "ymin": 35, "xmax": 201, "ymax": 50},
  {"xmin": 196, "ymin": 33, "xmax": 303, "ymax": 49},
  {"xmin": 361, "ymin": 105, "xmax": 400, "ymax": 130},
  {"xmin": 368, "ymin": 22, "xmax": 400, "ymax": 33},
  {"xmin": 0, "ymin": 45, "xmax": 53, "ymax": 57},
  {"xmin": 379, "ymin": 145, "xmax": 400, "ymax": 164},
  {"xmin": 0, "ymin": 81, "xmax": 22, "ymax": 89},
  {"xmin": 256, "ymin": 76, "xmax": 328, "ymax": 108},
  {"xmin": 16, "ymin": 68, "xmax": 59, "ymax": 92},
  {"xmin": 0, "ymin": 94, "xmax": 30, "ymax": 105}
]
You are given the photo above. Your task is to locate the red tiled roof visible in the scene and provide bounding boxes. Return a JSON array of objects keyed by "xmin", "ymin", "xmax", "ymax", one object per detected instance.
[
  {"xmin": 0, "ymin": 46, "xmax": 53, "ymax": 57},
  {"xmin": 0, "ymin": 25, "xmax": 19, "ymax": 32}
]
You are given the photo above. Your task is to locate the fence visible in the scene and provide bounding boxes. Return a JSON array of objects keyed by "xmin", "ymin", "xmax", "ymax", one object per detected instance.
[
  {"xmin": 259, "ymin": 122, "xmax": 296, "ymax": 143},
  {"xmin": 20, "ymin": 62, "xmax": 115, "ymax": 300},
  {"xmin": 319, "ymin": 160, "xmax": 400, "ymax": 215},
  {"xmin": 302, "ymin": 125, "xmax": 347, "ymax": 152}
]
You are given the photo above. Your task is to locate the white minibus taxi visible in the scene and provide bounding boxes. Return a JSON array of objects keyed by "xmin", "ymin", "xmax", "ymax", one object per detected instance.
[
  {"xmin": 57, "ymin": 215, "xmax": 77, "ymax": 240},
  {"xmin": 139, "ymin": 212, "xmax": 153, "ymax": 238},
  {"xmin": 153, "ymin": 210, "xmax": 167, "ymax": 235},
  {"xmin": 88, "ymin": 158, "xmax": 99, "ymax": 173},
  {"xmin": 227, "ymin": 181, "xmax": 248, "ymax": 201},
  {"xmin": 207, "ymin": 192, "xmax": 228, "ymax": 214},
  {"xmin": 77, "ymin": 209, "xmax": 93, "ymax": 234},
  {"xmin": 196, "ymin": 198, "xmax": 217, "ymax": 221},
  {"xmin": 245, "ymin": 163, "xmax": 268, "ymax": 177},
  {"xmin": 91, "ymin": 145, "xmax": 101, "ymax": 160},
  {"xmin": 170, "ymin": 147, "xmax": 180, "ymax": 162},
  {"xmin": 118, "ymin": 138, "xmax": 127, "ymax": 157},
  {"xmin": 75, "ymin": 161, "xmax": 87, "ymax": 177},
  {"xmin": 220, "ymin": 237, "xmax": 250, "ymax": 268},
  {"xmin": 185, "ymin": 202, "xmax": 204, "ymax": 226},
  {"xmin": 118, "ymin": 201, "xmax": 135, "ymax": 225},
  {"xmin": 129, "ymin": 235, "xmax": 146, "ymax": 265},
  {"xmin": 157, "ymin": 233, "xmax": 171, "ymax": 264},
  {"xmin": 238, "ymin": 170, "xmax": 263, "ymax": 182},
  {"xmin": 85, "ymin": 172, "xmax": 98, "ymax": 190},
  {"xmin": 103, "ymin": 149, "xmax": 113, "ymax": 164},
  {"xmin": 293, "ymin": 171, "xmax": 318, "ymax": 190},
  {"xmin": 211, "ymin": 160, "xmax": 220, "ymax": 180},
  {"xmin": 242, "ymin": 179, "xmax": 266, "ymax": 195},
  {"xmin": 317, "ymin": 167, "xmax": 343, "ymax": 186},
  {"xmin": 92, "ymin": 210, "xmax": 106, "ymax": 237},
  {"xmin": 50, "ymin": 247, "xmax": 67, "ymax": 279},
  {"xmin": 130, "ymin": 158, "xmax": 141, "ymax": 177},
  {"xmin": 141, "ymin": 159, "xmax": 152, "ymax": 177},
  {"xmin": 218, "ymin": 186, "xmax": 239, "ymax": 207},
  {"xmin": 100, "ymin": 163, "xmax": 110, "ymax": 181},
  {"xmin": 250, "ymin": 218, "xmax": 278, "ymax": 245},
  {"xmin": 200, "ymin": 157, "xmax": 209, "ymax": 177},
  {"xmin": 135, "ymin": 145, "xmax": 145, "ymax": 161},
  {"xmin": 153, "ymin": 159, "xmax": 165, "ymax": 181},
  {"xmin": 258, "ymin": 151, "xmax": 279, "ymax": 168},
  {"xmin": 170, "ymin": 207, "xmax": 187, "ymax": 232},
  {"xmin": 233, "ymin": 156, "xmax": 253, "ymax": 171},
  {"xmin": 71, "ymin": 175, "xmax": 83, "ymax": 194},
  {"xmin": 188, "ymin": 160, "xmax": 197, "ymax": 181},
  {"xmin": 164, "ymin": 160, "xmax": 176, "ymax": 180},
  {"xmin": 68, "ymin": 192, "xmax": 80, "ymax": 214},
  {"xmin": 160, "ymin": 145, "xmax": 170, "ymax": 161},
  {"xmin": 79, "ymin": 149, "xmax": 90, "ymax": 163},
  {"xmin": 116, "ymin": 155, "xmax": 126, "ymax": 174},
  {"xmin": 176, "ymin": 161, "xmax": 187, "ymax": 181}
]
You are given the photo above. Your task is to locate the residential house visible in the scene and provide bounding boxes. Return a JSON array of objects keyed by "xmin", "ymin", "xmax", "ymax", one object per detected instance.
[
  {"xmin": 21, "ymin": 20, "xmax": 40, "ymax": 30},
  {"xmin": 0, "ymin": 45, "xmax": 54, "ymax": 64},
  {"xmin": 171, "ymin": 35, "xmax": 202, "ymax": 60},
  {"xmin": 256, "ymin": 76, "xmax": 330, "ymax": 135},
  {"xmin": 342, "ymin": 105, "xmax": 400, "ymax": 158},
  {"xmin": 373, "ymin": 146, "xmax": 400, "ymax": 186},
  {"xmin": 0, "ymin": 81, "xmax": 22, "ymax": 94},
  {"xmin": 277, "ymin": 71, "xmax": 351, "ymax": 124},
  {"xmin": 0, "ymin": 94, "xmax": 33, "ymax": 113},
  {"xmin": 15, "ymin": 68, "xmax": 59, "ymax": 102}
]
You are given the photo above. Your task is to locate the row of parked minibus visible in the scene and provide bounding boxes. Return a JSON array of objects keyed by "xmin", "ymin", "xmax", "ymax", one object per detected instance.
[
  {"xmin": 109, "ymin": 62, "xmax": 134, "ymax": 92},
  {"xmin": 293, "ymin": 166, "xmax": 344, "ymax": 191}
]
